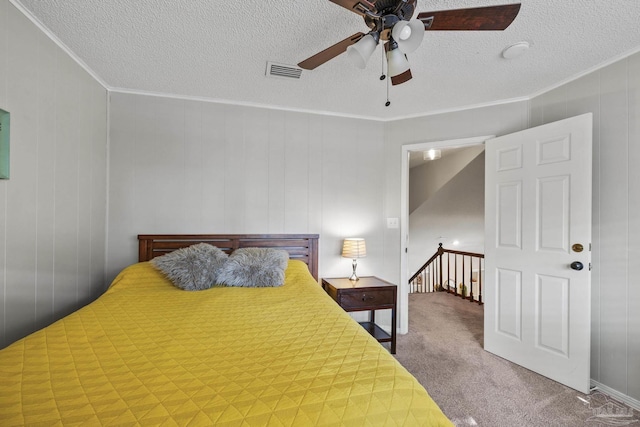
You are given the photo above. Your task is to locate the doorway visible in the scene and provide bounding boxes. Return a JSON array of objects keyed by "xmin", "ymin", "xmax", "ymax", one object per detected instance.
[
  {"xmin": 399, "ymin": 114, "xmax": 593, "ymax": 394},
  {"xmin": 399, "ymin": 135, "xmax": 493, "ymax": 334}
]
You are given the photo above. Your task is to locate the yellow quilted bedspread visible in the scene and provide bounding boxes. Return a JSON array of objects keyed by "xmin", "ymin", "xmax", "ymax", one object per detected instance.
[{"xmin": 0, "ymin": 260, "xmax": 452, "ymax": 426}]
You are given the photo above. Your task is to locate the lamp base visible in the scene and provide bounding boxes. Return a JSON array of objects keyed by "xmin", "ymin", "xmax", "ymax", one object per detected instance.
[{"xmin": 349, "ymin": 259, "xmax": 359, "ymax": 281}]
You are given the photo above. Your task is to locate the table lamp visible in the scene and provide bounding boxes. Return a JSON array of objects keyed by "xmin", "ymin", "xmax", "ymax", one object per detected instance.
[{"xmin": 342, "ymin": 238, "xmax": 366, "ymax": 281}]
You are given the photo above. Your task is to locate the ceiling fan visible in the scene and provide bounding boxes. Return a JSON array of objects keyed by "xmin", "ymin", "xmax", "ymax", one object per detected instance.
[{"xmin": 298, "ymin": 1, "xmax": 521, "ymax": 86}]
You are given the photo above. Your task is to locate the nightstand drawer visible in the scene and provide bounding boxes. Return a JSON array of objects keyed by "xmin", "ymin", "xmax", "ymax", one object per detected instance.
[{"xmin": 340, "ymin": 289, "xmax": 394, "ymax": 309}]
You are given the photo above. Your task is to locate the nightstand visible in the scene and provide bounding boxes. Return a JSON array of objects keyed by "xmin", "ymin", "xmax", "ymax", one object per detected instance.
[{"xmin": 322, "ymin": 276, "xmax": 397, "ymax": 354}]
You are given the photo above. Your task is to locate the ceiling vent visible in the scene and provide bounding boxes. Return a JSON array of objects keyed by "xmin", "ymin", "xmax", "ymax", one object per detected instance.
[{"xmin": 266, "ymin": 62, "xmax": 303, "ymax": 80}]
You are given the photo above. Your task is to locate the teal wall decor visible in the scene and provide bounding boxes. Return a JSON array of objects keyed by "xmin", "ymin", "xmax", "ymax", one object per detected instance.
[{"xmin": 0, "ymin": 108, "xmax": 8, "ymax": 179}]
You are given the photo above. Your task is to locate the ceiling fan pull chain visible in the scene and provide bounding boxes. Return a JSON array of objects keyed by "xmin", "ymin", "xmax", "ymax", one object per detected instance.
[
  {"xmin": 380, "ymin": 45, "xmax": 386, "ymax": 81},
  {"xmin": 382, "ymin": 45, "xmax": 390, "ymax": 107},
  {"xmin": 385, "ymin": 69, "xmax": 391, "ymax": 107}
]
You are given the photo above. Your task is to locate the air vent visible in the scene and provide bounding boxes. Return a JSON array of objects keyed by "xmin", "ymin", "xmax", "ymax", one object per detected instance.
[{"xmin": 266, "ymin": 62, "xmax": 303, "ymax": 80}]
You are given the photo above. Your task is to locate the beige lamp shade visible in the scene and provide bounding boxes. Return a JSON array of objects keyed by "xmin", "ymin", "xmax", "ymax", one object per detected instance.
[
  {"xmin": 342, "ymin": 238, "xmax": 366, "ymax": 281},
  {"xmin": 342, "ymin": 238, "xmax": 367, "ymax": 259}
]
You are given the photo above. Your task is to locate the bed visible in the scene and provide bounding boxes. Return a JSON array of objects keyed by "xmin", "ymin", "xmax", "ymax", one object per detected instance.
[{"xmin": 0, "ymin": 234, "xmax": 452, "ymax": 426}]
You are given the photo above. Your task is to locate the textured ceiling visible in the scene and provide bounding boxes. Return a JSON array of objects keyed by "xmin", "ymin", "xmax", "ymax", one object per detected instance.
[{"xmin": 14, "ymin": 0, "xmax": 640, "ymax": 121}]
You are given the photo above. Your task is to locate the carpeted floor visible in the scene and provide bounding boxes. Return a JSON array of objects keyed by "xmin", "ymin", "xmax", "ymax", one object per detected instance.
[{"xmin": 394, "ymin": 292, "xmax": 639, "ymax": 427}]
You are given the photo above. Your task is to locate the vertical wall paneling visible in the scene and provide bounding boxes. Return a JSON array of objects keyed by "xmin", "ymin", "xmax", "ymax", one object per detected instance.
[
  {"xmin": 382, "ymin": 120, "xmax": 407, "ymax": 283},
  {"xmin": 34, "ymin": 32, "xmax": 57, "ymax": 329},
  {"xmin": 182, "ymin": 100, "xmax": 204, "ymax": 231},
  {"xmin": 90, "ymin": 84, "xmax": 107, "ymax": 296},
  {"xmin": 5, "ymin": 8, "xmax": 39, "ymax": 344},
  {"xmin": 531, "ymin": 51, "xmax": 640, "ymax": 402},
  {"xmin": 283, "ymin": 111, "xmax": 309, "ymax": 234},
  {"xmin": 598, "ymin": 59, "xmax": 629, "ymax": 393},
  {"xmin": 76, "ymin": 72, "xmax": 94, "ymax": 306},
  {"xmin": 307, "ymin": 114, "xmax": 324, "ymax": 250},
  {"xmin": 267, "ymin": 109, "xmax": 286, "ymax": 233},
  {"xmin": 355, "ymin": 120, "xmax": 385, "ymax": 276},
  {"xmin": 529, "ymin": 99, "xmax": 542, "ymax": 128},
  {"xmin": 320, "ymin": 116, "xmax": 351, "ymax": 277},
  {"xmin": 105, "ymin": 96, "xmax": 390, "ymax": 282},
  {"xmin": 243, "ymin": 107, "xmax": 269, "ymax": 233},
  {"xmin": 106, "ymin": 93, "xmax": 137, "ymax": 279},
  {"xmin": 153, "ymin": 98, "xmax": 185, "ymax": 231},
  {"xmin": 200, "ymin": 102, "xmax": 227, "ymax": 231},
  {"xmin": 0, "ymin": 0, "xmax": 7, "ymax": 345},
  {"xmin": 106, "ymin": 94, "xmax": 387, "ymax": 287},
  {"xmin": 0, "ymin": 0, "xmax": 5, "ymax": 95},
  {"xmin": 0, "ymin": 1, "xmax": 108, "ymax": 348},
  {"xmin": 52, "ymin": 52, "xmax": 80, "ymax": 318},
  {"xmin": 337, "ymin": 118, "xmax": 359, "ymax": 236},
  {"xmin": 539, "ymin": 86, "xmax": 568, "ymax": 125},
  {"xmin": 627, "ymin": 53, "xmax": 640, "ymax": 401},
  {"xmin": 224, "ymin": 105, "xmax": 245, "ymax": 232},
  {"xmin": 131, "ymin": 96, "xmax": 157, "ymax": 232}
]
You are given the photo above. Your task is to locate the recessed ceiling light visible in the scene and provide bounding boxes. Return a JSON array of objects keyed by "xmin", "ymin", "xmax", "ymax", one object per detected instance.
[
  {"xmin": 423, "ymin": 149, "xmax": 441, "ymax": 161},
  {"xmin": 501, "ymin": 41, "xmax": 530, "ymax": 59}
]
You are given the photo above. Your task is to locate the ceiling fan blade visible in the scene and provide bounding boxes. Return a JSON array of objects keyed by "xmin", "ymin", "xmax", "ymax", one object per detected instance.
[
  {"xmin": 298, "ymin": 33, "xmax": 365, "ymax": 70},
  {"xmin": 417, "ymin": 3, "xmax": 521, "ymax": 31},
  {"xmin": 328, "ymin": 0, "xmax": 376, "ymax": 17}
]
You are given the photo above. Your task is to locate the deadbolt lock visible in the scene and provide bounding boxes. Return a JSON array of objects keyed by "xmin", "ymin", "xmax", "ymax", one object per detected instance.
[{"xmin": 572, "ymin": 243, "xmax": 584, "ymax": 253}]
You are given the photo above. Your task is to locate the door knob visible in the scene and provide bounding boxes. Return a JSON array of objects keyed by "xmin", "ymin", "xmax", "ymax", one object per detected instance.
[{"xmin": 570, "ymin": 261, "xmax": 584, "ymax": 271}]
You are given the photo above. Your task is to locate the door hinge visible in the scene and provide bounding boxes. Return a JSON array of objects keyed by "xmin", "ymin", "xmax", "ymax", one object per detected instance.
[{"xmin": 589, "ymin": 263, "xmax": 592, "ymax": 271}]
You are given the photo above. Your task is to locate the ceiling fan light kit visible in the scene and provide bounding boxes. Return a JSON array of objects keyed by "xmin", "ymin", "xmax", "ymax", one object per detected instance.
[
  {"xmin": 387, "ymin": 41, "xmax": 410, "ymax": 77},
  {"xmin": 298, "ymin": 1, "xmax": 521, "ymax": 90},
  {"xmin": 346, "ymin": 32, "xmax": 380, "ymax": 69},
  {"xmin": 391, "ymin": 19, "xmax": 424, "ymax": 53}
]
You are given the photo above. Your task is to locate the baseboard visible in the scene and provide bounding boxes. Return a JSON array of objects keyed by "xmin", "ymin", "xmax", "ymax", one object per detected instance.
[{"xmin": 591, "ymin": 380, "xmax": 640, "ymax": 411}]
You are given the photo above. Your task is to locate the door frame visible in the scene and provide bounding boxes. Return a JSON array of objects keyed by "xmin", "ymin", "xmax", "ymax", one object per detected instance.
[{"xmin": 399, "ymin": 135, "xmax": 494, "ymax": 334}]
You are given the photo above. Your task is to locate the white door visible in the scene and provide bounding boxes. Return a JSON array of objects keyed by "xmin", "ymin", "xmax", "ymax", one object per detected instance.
[{"xmin": 484, "ymin": 113, "xmax": 592, "ymax": 394}]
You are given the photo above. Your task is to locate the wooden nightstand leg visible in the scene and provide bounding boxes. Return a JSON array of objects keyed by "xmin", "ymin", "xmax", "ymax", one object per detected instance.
[
  {"xmin": 370, "ymin": 310, "xmax": 375, "ymax": 324},
  {"xmin": 391, "ymin": 307, "xmax": 396, "ymax": 354}
]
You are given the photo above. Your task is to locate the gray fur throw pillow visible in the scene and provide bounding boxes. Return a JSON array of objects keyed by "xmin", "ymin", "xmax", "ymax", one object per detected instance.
[
  {"xmin": 218, "ymin": 247, "xmax": 289, "ymax": 287},
  {"xmin": 150, "ymin": 243, "xmax": 228, "ymax": 291}
]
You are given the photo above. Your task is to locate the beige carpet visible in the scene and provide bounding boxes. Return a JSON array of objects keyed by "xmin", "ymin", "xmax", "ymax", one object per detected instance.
[{"xmin": 394, "ymin": 292, "xmax": 639, "ymax": 427}]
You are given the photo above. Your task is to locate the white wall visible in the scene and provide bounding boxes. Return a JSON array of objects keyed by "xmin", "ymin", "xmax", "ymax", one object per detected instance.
[
  {"xmin": 409, "ymin": 145, "xmax": 484, "ymax": 213},
  {"xmin": 107, "ymin": 93, "xmax": 388, "ymax": 286},
  {"xmin": 408, "ymin": 152, "xmax": 485, "ymax": 275},
  {"xmin": 0, "ymin": 1, "xmax": 108, "ymax": 348},
  {"xmin": 530, "ymin": 51, "xmax": 640, "ymax": 402}
]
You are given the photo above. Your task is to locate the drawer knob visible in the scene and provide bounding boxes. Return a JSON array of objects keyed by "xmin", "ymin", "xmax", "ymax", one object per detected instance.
[{"xmin": 362, "ymin": 294, "xmax": 374, "ymax": 301}]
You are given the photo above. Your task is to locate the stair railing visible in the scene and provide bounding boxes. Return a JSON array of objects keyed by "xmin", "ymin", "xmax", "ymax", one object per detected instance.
[{"xmin": 409, "ymin": 243, "xmax": 484, "ymax": 304}]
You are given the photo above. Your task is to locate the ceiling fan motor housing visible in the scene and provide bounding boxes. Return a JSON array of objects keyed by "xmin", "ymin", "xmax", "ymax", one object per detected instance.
[{"xmin": 364, "ymin": 0, "xmax": 417, "ymax": 40}]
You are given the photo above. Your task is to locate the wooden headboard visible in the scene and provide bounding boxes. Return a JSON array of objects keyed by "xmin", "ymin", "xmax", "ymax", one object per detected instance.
[{"xmin": 138, "ymin": 234, "xmax": 319, "ymax": 280}]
